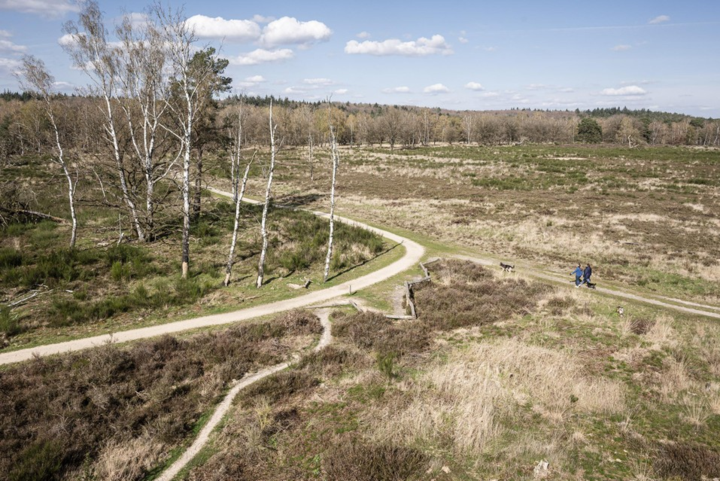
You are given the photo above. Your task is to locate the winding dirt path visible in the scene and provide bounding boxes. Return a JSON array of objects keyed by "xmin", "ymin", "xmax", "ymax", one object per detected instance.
[
  {"xmin": 157, "ymin": 309, "xmax": 333, "ymax": 481},
  {"xmin": 0, "ymin": 195, "xmax": 423, "ymax": 366}
]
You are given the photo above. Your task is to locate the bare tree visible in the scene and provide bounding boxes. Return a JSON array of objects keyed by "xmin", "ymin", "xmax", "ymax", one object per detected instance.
[
  {"xmin": 116, "ymin": 13, "xmax": 179, "ymax": 241},
  {"xmin": 223, "ymin": 102, "xmax": 254, "ymax": 286},
  {"xmin": 256, "ymin": 101, "xmax": 278, "ymax": 288},
  {"xmin": 63, "ymin": 1, "xmax": 144, "ymax": 241},
  {"xmin": 19, "ymin": 56, "xmax": 78, "ymax": 248},
  {"xmin": 323, "ymin": 119, "xmax": 340, "ymax": 283}
]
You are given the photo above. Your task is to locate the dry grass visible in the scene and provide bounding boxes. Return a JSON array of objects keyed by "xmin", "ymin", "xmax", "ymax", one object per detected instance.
[{"xmin": 371, "ymin": 338, "xmax": 625, "ymax": 455}]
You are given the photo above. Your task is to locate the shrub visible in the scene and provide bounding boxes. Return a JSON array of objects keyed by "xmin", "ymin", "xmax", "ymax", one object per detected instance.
[
  {"xmin": 654, "ymin": 442, "xmax": 720, "ymax": 479},
  {"xmin": 0, "ymin": 305, "xmax": 21, "ymax": 336},
  {"xmin": 9, "ymin": 440, "xmax": 64, "ymax": 481},
  {"xmin": 323, "ymin": 440, "xmax": 428, "ymax": 481},
  {"xmin": 334, "ymin": 312, "xmax": 430, "ymax": 357}
]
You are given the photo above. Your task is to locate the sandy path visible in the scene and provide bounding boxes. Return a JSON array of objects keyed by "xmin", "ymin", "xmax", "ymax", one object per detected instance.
[
  {"xmin": 454, "ymin": 254, "xmax": 720, "ymax": 320},
  {"xmin": 0, "ymin": 191, "xmax": 423, "ymax": 366},
  {"xmin": 157, "ymin": 309, "xmax": 333, "ymax": 481}
]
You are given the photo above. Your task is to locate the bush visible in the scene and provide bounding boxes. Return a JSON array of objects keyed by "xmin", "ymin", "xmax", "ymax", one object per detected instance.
[
  {"xmin": 334, "ymin": 312, "xmax": 430, "ymax": 357},
  {"xmin": 323, "ymin": 440, "xmax": 428, "ymax": 481},
  {"xmin": 9, "ymin": 440, "xmax": 64, "ymax": 481},
  {"xmin": 0, "ymin": 305, "xmax": 21, "ymax": 336},
  {"xmin": 654, "ymin": 442, "xmax": 720, "ymax": 479}
]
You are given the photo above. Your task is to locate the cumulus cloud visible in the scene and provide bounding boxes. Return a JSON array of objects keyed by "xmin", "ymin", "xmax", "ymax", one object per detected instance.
[
  {"xmin": 235, "ymin": 75, "xmax": 267, "ymax": 88},
  {"xmin": 0, "ymin": 0, "xmax": 80, "ymax": 18},
  {"xmin": 333, "ymin": 88, "xmax": 348, "ymax": 94},
  {"xmin": 600, "ymin": 85, "xmax": 647, "ymax": 96},
  {"xmin": 0, "ymin": 30, "xmax": 11, "ymax": 38},
  {"xmin": 382, "ymin": 86, "xmax": 411, "ymax": 93},
  {"xmin": 559, "ymin": 87, "xmax": 574, "ymax": 93},
  {"xmin": 612, "ymin": 44, "xmax": 631, "ymax": 51},
  {"xmin": 423, "ymin": 83, "xmax": 449, "ymax": 94},
  {"xmin": 356, "ymin": 31, "xmax": 370, "ymax": 39},
  {"xmin": 0, "ymin": 57, "xmax": 21, "ymax": 74},
  {"xmin": 649, "ymin": 15, "xmax": 670, "ymax": 24},
  {"xmin": 458, "ymin": 37, "xmax": 468, "ymax": 44},
  {"xmin": 260, "ymin": 17, "xmax": 332, "ymax": 47},
  {"xmin": 186, "ymin": 15, "xmax": 260, "ymax": 42},
  {"xmin": 464, "ymin": 82, "xmax": 483, "ymax": 91},
  {"xmin": 57, "ymin": 32, "xmax": 82, "ymax": 47},
  {"xmin": 229, "ymin": 48, "xmax": 294, "ymax": 66},
  {"xmin": 345, "ymin": 34, "xmax": 453, "ymax": 56},
  {"xmin": 303, "ymin": 78, "xmax": 333, "ymax": 86},
  {"xmin": 0, "ymin": 38, "xmax": 25, "ymax": 54}
]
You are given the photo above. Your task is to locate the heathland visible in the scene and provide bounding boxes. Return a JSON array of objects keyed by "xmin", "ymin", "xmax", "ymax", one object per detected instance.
[{"xmin": 2, "ymin": 141, "xmax": 720, "ymax": 480}]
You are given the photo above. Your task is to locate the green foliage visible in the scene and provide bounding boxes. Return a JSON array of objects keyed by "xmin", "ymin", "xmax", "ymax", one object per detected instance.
[
  {"xmin": 0, "ymin": 305, "xmax": 21, "ymax": 336},
  {"xmin": 9, "ymin": 440, "xmax": 64, "ymax": 481},
  {"xmin": 376, "ymin": 351, "xmax": 397, "ymax": 382},
  {"xmin": 577, "ymin": 117, "xmax": 603, "ymax": 143}
]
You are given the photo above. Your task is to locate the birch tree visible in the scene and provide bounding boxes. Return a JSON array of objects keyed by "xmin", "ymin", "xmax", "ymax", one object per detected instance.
[
  {"xmin": 256, "ymin": 101, "xmax": 278, "ymax": 288},
  {"xmin": 223, "ymin": 102, "xmax": 254, "ymax": 286},
  {"xmin": 19, "ymin": 56, "xmax": 78, "ymax": 248},
  {"xmin": 323, "ymin": 120, "xmax": 340, "ymax": 283},
  {"xmin": 155, "ymin": 6, "xmax": 224, "ymax": 278},
  {"xmin": 63, "ymin": 1, "xmax": 144, "ymax": 241},
  {"xmin": 116, "ymin": 13, "xmax": 178, "ymax": 241}
]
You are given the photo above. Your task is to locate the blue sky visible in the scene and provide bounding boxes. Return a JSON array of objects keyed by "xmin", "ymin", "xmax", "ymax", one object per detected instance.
[{"xmin": 1, "ymin": 0, "xmax": 719, "ymax": 116}]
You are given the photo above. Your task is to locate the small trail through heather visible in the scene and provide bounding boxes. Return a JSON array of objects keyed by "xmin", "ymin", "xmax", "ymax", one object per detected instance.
[{"xmin": 157, "ymin": 309, "xmax": 333, "ymax": 481}]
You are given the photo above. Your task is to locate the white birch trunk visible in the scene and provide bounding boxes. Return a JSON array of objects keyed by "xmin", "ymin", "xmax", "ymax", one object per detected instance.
[
  {"xmin": 323, "ymin": 125, "xmax": 340, "ymax": 282},
  {"xmin": 181, "ymin": 86, "xmax": 193, "ymax": 279},
  {"xmin": 256, "ymin": 102, "xmax": 277, "ymax": 288},
  {"xmin": 224, "ymin": 157, "xmax": 253, "ymax": 286},
  {"xmin": 308, "ymin": 133, "xmax": 314, "ymax": 181}
]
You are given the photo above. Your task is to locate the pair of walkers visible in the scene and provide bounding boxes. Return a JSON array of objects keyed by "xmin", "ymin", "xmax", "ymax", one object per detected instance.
[{"xmin": 572, "ymin": 263, "xmax": 592, "ymax": 287}]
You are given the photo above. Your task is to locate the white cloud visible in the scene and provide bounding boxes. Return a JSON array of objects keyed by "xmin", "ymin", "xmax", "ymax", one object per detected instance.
[
  {"xmin": 283, "ymin": 87, "xmax": 303, "ymax": 94},
  {"xmin": 0, "ymin": 39, "xmax": 25, "ymax": 53},
  {"xmin": 186, "ymin": 15, "xmax": 260, "ymax": 42},
  {"xmin": 260, "ymin": 17, "xmax": 332, "ymax": 47},
  {"xmin": 559, "ymin": 87, "xmax": 574, "ymax": 93},
  {"xmin": 0, "ymin": 57, "xmax": 21, "ymax": 74},
  {"xmin": 0, "ymin": 0, "xmax": 80, "ymax": 18},
  {"xmin": 526, "ymin": 84, "xmax": 549, "ymax": 90},
  {"xmin": 229, "ymin": 48, "xmax": 294, "ymax": 66},
  {"xmin": 0, "ymin": 30, "xmax": 11, "ymax": 38},
  {"xmin": 479, "ymin": 92, "xmax": 500, "ymax": 98},
  {"xmin": 483, "ymin": 46, "xmax": 497, "ymax": 52},
  {"xmin": 57, "ymin": 32, "xmax": 82, "ymax": 47},
  {"xmin": 465, "ymin": 82, "xmax": 483, "ymax": 91},
  {"xmin": 303, "ymin": 78, "xmax": 333, "ymax": 86},
  {"xmin": 356, "ymin": 31, "xmax": 371, "ymax": 39},
  {"xmin": 600, "ymin": 85, "xmax": 647, "ymax": 96},
  {"xmin": 612, "ymin": 44, "xmax": 631, "ymax": 51},
  {"xmin": 649, "ymin": 15, "xmax": 670, "ymax": 24},
  {"xmin": 333, "ymin": 88, "xmax": 348, "ymax": 95},
  {"xmin": 423, "ymin": 83, "xmax": 449, "ymax": 94},
  {"xmin": 235, "ymin": 75, "xmax": 266, "ymax": 88},
  {"xmin": 252, "ymin": 14, "xmax": 275, "ymax": 24},
  {"xmin": 382, "ymin": 86, "xmax": 411, "ymax": 93},
  {"xmin": 458, "ymin": 37, "xmax": 468, "ymax": 44},
  {"xmin": 345, "ymin": 34, "xmax": 453, "ymax": 56}
]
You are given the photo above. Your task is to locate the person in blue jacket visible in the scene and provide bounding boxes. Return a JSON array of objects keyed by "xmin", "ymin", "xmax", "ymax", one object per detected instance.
[
  {"xmin": 583, "ymin": 264, "xmax": 592, "ymax": 286},
  {"xmin": 572, "ymin": 264, "xmax": 583, "ymax": 287}
]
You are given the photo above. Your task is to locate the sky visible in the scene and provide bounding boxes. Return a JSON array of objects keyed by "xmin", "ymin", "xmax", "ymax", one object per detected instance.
[{"xmin": 0, "ymin": 0, "xmax": 719, "ymax": 117}]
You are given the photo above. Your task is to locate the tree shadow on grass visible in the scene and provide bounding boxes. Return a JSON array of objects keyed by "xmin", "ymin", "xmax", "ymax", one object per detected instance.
[{"xmin": 324, "ymin": 242, "xmax": 401, "ymax": 283}]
